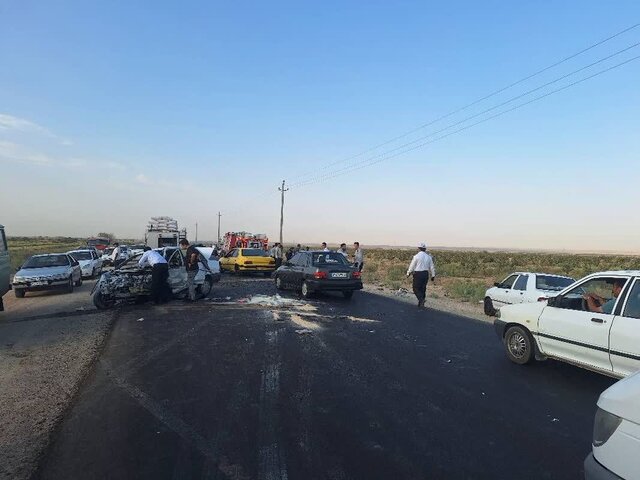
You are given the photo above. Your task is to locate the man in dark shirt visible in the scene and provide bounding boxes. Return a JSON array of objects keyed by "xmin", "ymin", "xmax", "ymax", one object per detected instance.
[{"xmin": 180, "ymin": 239, "xmax": 199, "ymax": 301}]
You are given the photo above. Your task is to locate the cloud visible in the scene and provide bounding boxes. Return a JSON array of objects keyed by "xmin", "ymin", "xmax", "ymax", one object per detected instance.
[
  {"xmin": 0, "ymin": 113, "xmax": 72, "ymax": 146},
  {"xmin": 0, "ymin": 141, "xmax": 122, "ymax": 171}
]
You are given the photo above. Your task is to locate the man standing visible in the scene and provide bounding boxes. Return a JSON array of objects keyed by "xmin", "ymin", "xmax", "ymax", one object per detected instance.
[
  {"xmin": 353, "ymin": 242, "xmax": 364, "ymax": 272},
  {"xmin": 275, "ymin": 243, "xmax": 284, "ymax": 268},
  {"xmin": 110, "ymin": 242, "xmax": 121, "ymax": 267},
  {"xmin": 337, "ymin": 243, "xmax": 348, "ymax": 258},
  {"xmin": 180, "ymin": 239, "xmax": 199, "ymax": 301},
  {"xmin": 321, "ymin": 242, "xmax": 330, "ymax": 252},
  {"xmin": 406, "ymin": 242, "xmax": 436, "ymax": 308},
  {"xmin": 138, "ymin": 247, "xmax": 169, "ymax": 304}
]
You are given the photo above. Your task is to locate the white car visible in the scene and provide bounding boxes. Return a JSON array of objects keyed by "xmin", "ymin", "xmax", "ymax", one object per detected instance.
[
  {"xmin": 494, "ymin": 270, "xmax": 640, "ymax": 378},
  {"xmin": 195, "ymin": 247, "xmax": 221, "ymax": 283},
  {"xmin": 584, "ymin": 371, "xmax": 640, "ymax": 479},
  {"xmin": 67, "ymin": 249, "xmax": 103, "ymax": 278},
  {"xmin": 484, "ymin": 272, "xmax": 575, "ymax": 315}
]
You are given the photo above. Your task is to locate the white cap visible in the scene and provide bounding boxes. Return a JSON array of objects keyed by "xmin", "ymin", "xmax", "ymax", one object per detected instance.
[{"xmin": 418, "ymin": 242, "xmax": 427, "ymax": 249}]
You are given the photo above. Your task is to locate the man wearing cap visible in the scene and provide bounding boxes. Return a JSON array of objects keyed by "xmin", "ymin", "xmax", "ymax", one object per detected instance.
[{"xmin": 407, "ymin": 242, "xmax": 436, "ymax": 308}]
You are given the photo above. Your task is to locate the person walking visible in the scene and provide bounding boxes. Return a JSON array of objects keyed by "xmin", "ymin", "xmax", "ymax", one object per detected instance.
[
  {"xmin": 138, "ymin": 246, "xmax": 170, "ymax": 304},
  {"xmin": 406, "ymin": 242, "xmax": 436, "ymax": 308},
  {"xmin": 337, "ymin": 243, "xmax": 348, "ymax": 258},
  {"xmin": 353, "ymin": 242, "xmax": 364, "ymax": 272},
  {"xmin": 111, "ymin": 242, "xmax": 121, "ymax": 268},
  {"xmin": 180, "ymin": 239, "xmax": 199, "ymax": 301}
]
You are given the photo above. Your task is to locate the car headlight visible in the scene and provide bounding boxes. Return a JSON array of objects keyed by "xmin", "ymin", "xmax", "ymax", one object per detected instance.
[{"xmin": 593, "ymin": 407, "xmax": 622, "ymax": 447}]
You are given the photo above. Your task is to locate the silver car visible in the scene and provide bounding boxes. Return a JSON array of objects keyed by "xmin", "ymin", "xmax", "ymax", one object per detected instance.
[{"xmin": 12, "ymin": 253, "xmax": 82, "ymax": 298}]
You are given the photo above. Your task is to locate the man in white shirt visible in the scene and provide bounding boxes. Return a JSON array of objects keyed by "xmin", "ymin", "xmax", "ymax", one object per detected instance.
[
  {"xmin": 111, "ymin": 243, "xmax": 121, "ymax": 267},
  {"xmin": 406, "ymin": 242, "xmax": 436, "ymax": 308},
  {"xmin": 337, "ymin": 243, "xmax": 348, "ymax": 258},
  {"xmin": 321, "ymin": 242, "xmax": 330, "ymax": 252},
  {"xmin": 138, "ymin": 247, "xmax": 170, "ymax": 304},
  {"xmin": 353, "ymin": 242, "xmax": 364, "ymax": 272}
]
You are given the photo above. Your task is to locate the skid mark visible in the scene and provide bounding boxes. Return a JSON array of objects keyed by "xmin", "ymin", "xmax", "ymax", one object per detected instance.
[{"xmin": 258, "ymin": 328, "xmax": 288, "ymax": 480}]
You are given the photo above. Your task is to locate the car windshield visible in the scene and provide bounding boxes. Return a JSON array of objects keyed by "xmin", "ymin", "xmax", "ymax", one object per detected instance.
[
  {"xmin": 536, "ymin": 275, "xmax": 574, "ymax": 291},
  {"xmin": 69, "ymin": 251, "xmax": 92, "ymax": 261},
  {"xmin": 23, "ymin": 255, "xmax": 69, "ymax": 268},
  {"xmin": 312, "ymin": 252, "xmax": 349, "ymax": 266},
  {"xmin": 242, "ymin": 249, "xmax": 268, "ymax": 257}
]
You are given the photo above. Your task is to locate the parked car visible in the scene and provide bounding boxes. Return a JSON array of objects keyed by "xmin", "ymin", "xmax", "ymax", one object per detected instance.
[
  {"xmin": 67, "ymin": 249, "xmax": 103, "ymax": 278},
  {"xmin": 0, "ymin": 225, "xmax": 10, "ymax": 311},
  {"xmin": 219, "ymin": 248, "xmax": 275, "ymax": 275},
  {"xmin": 584, "ymin": 371, "xmax": 640, "ymax": 479},
  {"xmin": 195, "ymin": 247, "xmax": 221, "ymax": 283},
  {"xmin": 13, "ymin": 253, "xmax": 82, "ymax": 297},
  {"xmin": 129, "ymin": 244, "xmax": 146, "ymax": 256},
  {"xmin": 484, "ymin": 272, "xmax": 575, "ymax": 315},
  {"xmin": 494, "ymin": 271, "xmax": 640, "ymax": 378},
  {"xmin": 92, "ymin": 247, "xmax": 214, "ymax": 309},
  {"xmin": 273, "ymin": 250, "xmax": 363, "ymax": 299}
]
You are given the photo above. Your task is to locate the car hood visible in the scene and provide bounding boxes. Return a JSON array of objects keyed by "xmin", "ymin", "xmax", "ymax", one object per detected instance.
[
  {"xmin": 16, "ymin": 266, "xmax": 70, "ymax": 278},
  {"xmin": 598, "ymin": 371, "xmax": 640, "ymax": 425},
  {"xmin": 498, "ymin": 301, "xmax": 546, "ymax": 324}
]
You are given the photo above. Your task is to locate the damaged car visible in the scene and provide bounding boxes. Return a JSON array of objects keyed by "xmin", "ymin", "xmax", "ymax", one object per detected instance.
[{"xmin": 92, "ymin": 247, "xmax": 214, "ymax": 309}]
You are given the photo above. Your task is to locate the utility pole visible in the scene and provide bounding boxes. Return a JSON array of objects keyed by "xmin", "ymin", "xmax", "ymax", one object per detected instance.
[
  {"xmin": 278, "ymin": 180, "xmax": 288, "ymax": 246},
  {"xmin": 217, "ymin": 212, "xmax": 221, "ymax": 245},
  {"xmin": 195, "ymin": 222, "xmax": 198, "ymax": 242}
]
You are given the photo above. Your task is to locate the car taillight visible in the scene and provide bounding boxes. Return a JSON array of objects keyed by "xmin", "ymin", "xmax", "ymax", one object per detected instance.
[
  {"xmin": 352, "ymin": 271, "xmax": 361, "ymax": 278},
  {"xmin": 314, "ymin": 271, "xmax": 327, "ymax": 279}
]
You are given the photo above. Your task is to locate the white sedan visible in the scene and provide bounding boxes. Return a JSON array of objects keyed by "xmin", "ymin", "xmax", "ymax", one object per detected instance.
[
  {"xmin": 494, "ymin": 270, "xmax": 640, "ymax": 378},
  {"xmin": 585, "ymin": 371, "xmax": 640, "ymax": 479},
  {"xmin": 67, "ymin": 249, "xmax": 103, "ymax": 278},
  {"xmin": 484, "ymin": 272, "xmax": 574, "ymax": 315}
]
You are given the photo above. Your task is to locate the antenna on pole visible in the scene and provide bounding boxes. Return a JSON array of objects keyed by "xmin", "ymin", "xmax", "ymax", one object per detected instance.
[
  {"xmin": 278, "ymin": 180, "xmax": 288, "ymax": 246},
  {"xmin": 217, "ymin": 212, "xmax": 221, "ymax": 245}
]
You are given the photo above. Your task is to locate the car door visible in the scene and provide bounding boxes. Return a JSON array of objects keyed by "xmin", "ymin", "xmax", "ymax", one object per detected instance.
[
  {"xmin": 609, "ymin": 278, "xmax": 640, "ymax": 377},
  {"xmin": 68, "ymin": 255, "xmax": 81, "ymax": 282},
  {"xmin": 512, "ymin": 274, "xmax": 529, "ymax": 304},
  {"xmin": 492, "ymin": 274, "xmax": 519, "ymax": 307},
  {"xmin": 289, "ymin": 253, "xmax": 307, "ymax": 288},
  {"xmin": 221, "ymin": 249, "xmax": 236, "ymax": 271},
  {"xmin": 537, "ymin": 275, "xmax": 631, "ymax": 373},
  {"xmin": 166, "ymin": 249, "xmax": 188, "ymax": 293}
]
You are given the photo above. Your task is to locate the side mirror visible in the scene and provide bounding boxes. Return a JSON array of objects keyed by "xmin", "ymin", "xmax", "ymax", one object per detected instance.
[
  {"xmin": 493, "ymin": 282, "xmax": 501, "ymax": 288},
  {"xmin": 548, "ymin": 296, "xmax": 560, "ymax": 307}
]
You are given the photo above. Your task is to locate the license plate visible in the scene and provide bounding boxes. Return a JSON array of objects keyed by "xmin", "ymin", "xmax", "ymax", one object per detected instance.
[
  {"xmin": 31, "ymin": 281, "xmax": 47, "ymax": 286},
  {"xmin": 331, "ymin": 272, "xmax": 348, "ymax": 278}
]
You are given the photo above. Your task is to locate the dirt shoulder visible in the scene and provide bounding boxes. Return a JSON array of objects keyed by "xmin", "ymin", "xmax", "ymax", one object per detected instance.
[
  {"xmin": 363, "ymin": 282, "xmax": 489, "ymax": 323},
  {"xmin": 0, "ymin": 311, "xmax": 115, "ymax": 480}
]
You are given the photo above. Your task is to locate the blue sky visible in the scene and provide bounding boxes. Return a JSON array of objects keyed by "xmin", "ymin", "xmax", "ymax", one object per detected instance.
[{"xmin": 1, "ymin": 1, "xmax": 639, "ymax": 251}]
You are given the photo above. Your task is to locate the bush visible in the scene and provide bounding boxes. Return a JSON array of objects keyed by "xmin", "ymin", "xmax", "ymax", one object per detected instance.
[{"xmin": 446, "ymin": 279, "xmax": 488, "ymax": 303}]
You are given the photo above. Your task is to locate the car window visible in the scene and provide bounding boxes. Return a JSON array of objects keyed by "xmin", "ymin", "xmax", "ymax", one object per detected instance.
[
  {"xmin": 623, "ymin": 280, "xmax": 640, "ymax": 319},
  {"xmin": 312, "ymin": 252, "xmax": 349, "ymax": 265},
  {"xmin": 559, "ymin": 277, "xmax": 629, "ymax": 312},
  {"xmin": 242, "ymin": 248, "xmax": 268, "ymax": 257},
  {"xmin": 23, "ymin": 255, "xmax": 70, "ymax": 268},
  {"xmin": 536, "ymin": 275, "xmax": 574, "ymax": 291},
  {"xmin": 68, "ymin": 255, "xmax": 80, "ymax": 266},
  {"xmin": 168, "ymin": 250, "xmax": 184, "ymax": 267},
  {"xmin": 289, "ymin": 253, "xmax": 303, "ymax": 265},
  {"xmin": 513, "ymin": 275, "xmax": 528, "ymax": 291},
  {"xmin": 500, "ymin": 274, "xmax": 518, "ymax": 289}
]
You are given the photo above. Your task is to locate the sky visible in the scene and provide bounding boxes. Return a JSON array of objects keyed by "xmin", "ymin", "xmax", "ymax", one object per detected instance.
[{"xmin": 1, "ymin": 1, "xmax": 639, "ymax": 252}]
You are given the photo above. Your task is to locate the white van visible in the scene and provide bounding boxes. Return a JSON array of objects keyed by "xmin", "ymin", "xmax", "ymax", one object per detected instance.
[{"xmin": 0, "ymin": 225, "xmax": 10, "ymax": 311}]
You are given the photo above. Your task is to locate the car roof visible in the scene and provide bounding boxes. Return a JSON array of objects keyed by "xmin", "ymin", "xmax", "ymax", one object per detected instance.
[
  {"xmin": 586, "ymin": 270, "xmax": 640, "ymax": 277},
  {"xmin": 67, "ymin": 250, "xmax": 92, "ymax": 253},
  {"xmin": 509, "ymin": 272, "xmax": 575, "ymax": 278},
  {"xmin": 33, "ymin": 253, "xmax": 69, "ymax": 257}
]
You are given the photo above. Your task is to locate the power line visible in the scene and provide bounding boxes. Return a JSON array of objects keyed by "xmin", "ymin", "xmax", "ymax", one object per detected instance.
[
  {"xmin": 290, "ymin": 54, "xmax": 640, "ymax": 189},
  {"xmin": 288, "ymin": 41, "xmax": 640, "ymax": 188},
  {"xmin": 287, "ymin": 22, "xmax": 640, "ymax": 184}
]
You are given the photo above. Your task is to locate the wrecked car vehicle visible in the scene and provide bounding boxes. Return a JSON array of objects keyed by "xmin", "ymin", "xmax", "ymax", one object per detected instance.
[{"xmin": 92, "ymin": 247, "xmax": 214, "ymax": 309}]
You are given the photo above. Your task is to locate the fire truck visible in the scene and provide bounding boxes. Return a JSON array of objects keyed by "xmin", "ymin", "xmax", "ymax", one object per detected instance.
[{"xmin": 222, "ymin": 232, "xmax": 269, "ymax": 253}]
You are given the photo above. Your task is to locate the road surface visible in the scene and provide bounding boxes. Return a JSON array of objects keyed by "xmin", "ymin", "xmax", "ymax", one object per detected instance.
[{"xmin": 31, "ymin": 275, "xmax": 614, "ymax": 479}]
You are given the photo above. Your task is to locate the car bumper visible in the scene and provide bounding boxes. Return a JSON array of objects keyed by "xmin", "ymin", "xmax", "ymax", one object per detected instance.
[
  {"xmin": 13, "ymin": 279, "xmax": 69, "ymax": 291},
  {"xmin": 307, "ymin": 279, "xmax": 363, "ymax": 292},
  {"xmin": 237, "ymin": 265, "xmax": 275, "ymax": 271},
  {"xmin": 494, "ymin": 319, "xmax": 507, "ymax": 339},
  {"xmin": 584, "ymin": 453, "xmax": 622, "ymax": 480}
]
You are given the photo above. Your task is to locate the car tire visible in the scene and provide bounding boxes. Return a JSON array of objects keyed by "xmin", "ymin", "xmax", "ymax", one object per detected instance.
[
  {"xmin": 342, "ymin": 290, "xmax": 353, "ymax": 299},
  {"xmin": 275, "ymin": 276, "xmax": 284, "ymax": 290},
  {"xmin": 93, "ymin": 291, "xmax": 115, "ymax": 310},
  {"xmin": 67, "ymin": 277, "xmax": 74, "ymax": 294},
  {"xmin": 197, "ymin": 276, "xmax": 213, "ymax": 299},
  {"xmin": 75, "ymin": 276, "xmax": 83, "ymax": 287},
  {"xmin": 15, "ymin": 288, "xmax": 26, "ymax": 298},
  {"xmin": 484, "ymin": 297, "xmax": 496, "ymax": 316},
  {"xmin": 504, "ymin": 326, "xmax": 535, "ymax": 365},
  {"xmin": 301, "ymin": 281, "xmax": 312, "ymax": 298}
]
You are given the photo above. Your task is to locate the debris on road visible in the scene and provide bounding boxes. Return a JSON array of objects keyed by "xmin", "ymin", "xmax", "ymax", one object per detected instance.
[
  {"xmin": 244, "ymin": 294, "xmax": 306, "ymax": 308},
  {"xmin": 295, "ymin": 328, "xmax": 314, "ymax": 335},
  {"xmin": 136, "ymin": 318, "xmax": 144, "ymax": 322}
]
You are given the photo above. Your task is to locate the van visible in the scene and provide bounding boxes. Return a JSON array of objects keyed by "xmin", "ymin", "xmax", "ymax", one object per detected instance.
[{"xmin": 0, "ymin": 225, "xmax": 10, "ymax": 311}]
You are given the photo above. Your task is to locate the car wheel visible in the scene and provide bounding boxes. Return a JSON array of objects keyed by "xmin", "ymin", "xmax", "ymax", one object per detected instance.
[
  {"xmin": 275, "ymin": 276, "xmax": 284, "ymax": 290},
  {"xmin": 197, "ymin": 276, "xmax": 213, "ymax": 299},
  {"xmin": 93, "ymin": 291, "xmax": 115, "ymax": 309},
  {"xmin": 484, "ymin": 297, "xmax": 496, "ymax": 316},
  {"xmin": 342, "ymin": 290, "xmax": 353, "ymax": 299},
  {"xmin": 504, "ymin": 326, "xmax": 535, "ymax": 365},
  {"xmin": 67, "ymin": 277, "xmax": 74, "ymax": 294},
  {"xmin": 75, "ymin": 275, "xmax": 83, "ymax": 287},
  {"xmin": 301, "ymin": 281, "xmax": 312, "ymax": 298},
  {"xmin": 15, "ymin": 288, "xmax": 26, "ymax": 298}
]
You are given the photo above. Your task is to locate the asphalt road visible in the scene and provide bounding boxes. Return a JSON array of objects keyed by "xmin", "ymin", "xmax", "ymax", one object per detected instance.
[{"xmin": 35, "ymin": 275, "xmax": 616, "ymax": 480}]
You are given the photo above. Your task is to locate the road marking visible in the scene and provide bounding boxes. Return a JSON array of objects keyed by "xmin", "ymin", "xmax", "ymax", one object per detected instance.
[{"xmin": 258, "ymin": 325, "xmax": 288, "ymax": 480}]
